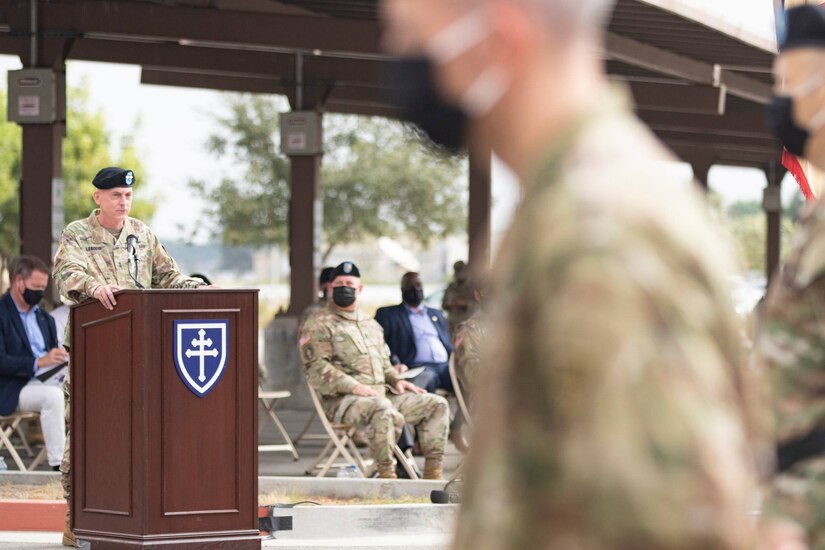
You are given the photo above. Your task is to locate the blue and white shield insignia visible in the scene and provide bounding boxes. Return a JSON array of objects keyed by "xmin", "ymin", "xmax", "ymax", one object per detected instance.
[{"xmin": 173, "ymin": 320, "xmax": 229, "ymax": 397}]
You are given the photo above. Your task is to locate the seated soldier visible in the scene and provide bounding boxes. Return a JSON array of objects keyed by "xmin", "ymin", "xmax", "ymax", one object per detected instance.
[
  {"xmin": 452, "ymin": 271, "xmax": 490, "ymax": 413},
  {"xmin": 299, "ymin": 261, "xmax": 449, "ymax": 479}
]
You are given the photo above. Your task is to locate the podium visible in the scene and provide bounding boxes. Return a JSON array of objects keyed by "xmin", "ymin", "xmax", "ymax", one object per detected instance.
[{"xmin": 70, "ymin": 289, "xmax": 260, "ymax": 549}]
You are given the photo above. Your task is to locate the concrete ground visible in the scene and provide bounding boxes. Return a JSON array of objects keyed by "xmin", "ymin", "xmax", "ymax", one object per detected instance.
[{"xmin": 0, "ymin": 406, "xmax": 465, "ymax": 549}]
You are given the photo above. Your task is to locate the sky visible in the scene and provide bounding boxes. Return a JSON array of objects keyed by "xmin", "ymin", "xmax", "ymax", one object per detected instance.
[{"xmin": 0, "ymin": 0, "xmax": 788, "ymax": 244}]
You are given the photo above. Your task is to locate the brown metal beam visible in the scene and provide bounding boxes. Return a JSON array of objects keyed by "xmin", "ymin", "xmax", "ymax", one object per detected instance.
[
  {"xmin": 606, "ymin": 32, "xmax": 772, "ymax": 104},
  {"xmin": 141, "ymin": 68, "xmax": 288, "ymax": 95},
  {"xmin": 2, "ymin": 0, "xmax": 382, "ymax": 55},
  {"xmin": 628, "ymin": 81, "xmax": 724, "ymax": 115}
]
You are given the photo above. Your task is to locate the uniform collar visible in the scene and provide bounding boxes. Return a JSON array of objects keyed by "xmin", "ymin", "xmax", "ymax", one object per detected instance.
[
  {"xmin": 329, "ymin": 304, "xmax": 366, "ymax": 322},
  {"xmin": 88, "ymin": 209, "xmax": 133, "ymax": 244}
]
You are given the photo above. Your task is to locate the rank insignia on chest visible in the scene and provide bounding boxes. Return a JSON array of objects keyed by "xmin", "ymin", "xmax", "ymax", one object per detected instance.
[{"xmin": 173, "ymin": 320, "xmax": 229, "ymax": 397}]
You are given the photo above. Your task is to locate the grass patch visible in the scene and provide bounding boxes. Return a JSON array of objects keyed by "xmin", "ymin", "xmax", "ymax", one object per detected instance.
[
  {"xmin": 0, "ymin": 481, "xmax": 63, "ymax": 500},
  {"xmin": 258, "ymin": 490, "xmax": 429, "ymax": 506},
  {"xmin": 0, "ymin": 484, "xmax": 429, "ymax": 506}
]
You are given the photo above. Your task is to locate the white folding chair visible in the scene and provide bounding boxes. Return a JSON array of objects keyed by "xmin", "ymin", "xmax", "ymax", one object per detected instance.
[
  {"xmin": 448, "ymin": 356, "xmax": 471, "ymax": 425},
  {"xmin": 0, "ymin": 411, "xmax": 47, "ymax": 471},
  {"xmin": 304, "ymin": 384, "xmax": 419, "ymax": 479},
  {"xmin": 258, "ymin": 387, "xmax": 300, "ymax": 460},
  {"xmin": 305, "ymin": 384, "xmax": 370, "ymax": 477}
]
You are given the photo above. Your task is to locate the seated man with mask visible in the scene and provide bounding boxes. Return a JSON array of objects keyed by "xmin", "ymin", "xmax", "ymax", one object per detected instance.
[
  {"xmin": 375, "ymin": 272, "xmax": 453, "ymax": 394},
  {"xmin": 0, "ymin": 255, "xmax": 67, "ymax": 471},
  {"xmin": 299, "ymin": 262, "xmax": 449, "ymax": 479}
]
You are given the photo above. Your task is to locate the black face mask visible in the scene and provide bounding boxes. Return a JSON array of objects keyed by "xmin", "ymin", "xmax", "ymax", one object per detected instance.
[
  {"xmin": 385, "ymin": 57, "xmax": 468, "ymax": 153},
  {"xmin": 332, "ymin": 286, "xmax": 357, "ymax": 308},
  {"xmin": 402, "ymin": 287, "xmax": 425, "ymax": 307},
  {"xmin": 766, "ymin": 95, "xmax": 810, "ymax": 157},
  {"xmin": 22, "ymin": 287, "xmax": 44, "ymax": 307}
]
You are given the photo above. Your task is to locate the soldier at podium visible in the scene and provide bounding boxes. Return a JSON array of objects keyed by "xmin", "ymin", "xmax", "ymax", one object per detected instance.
[{"xmin": 52, "ymin": 166, "xmax": 211, "ymax": 547}]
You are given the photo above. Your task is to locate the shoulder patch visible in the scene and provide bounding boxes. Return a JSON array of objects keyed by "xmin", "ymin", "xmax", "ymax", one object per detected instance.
[{"xmin": 299, "ymin": 333, "xmax": 311, "ymax": 347}]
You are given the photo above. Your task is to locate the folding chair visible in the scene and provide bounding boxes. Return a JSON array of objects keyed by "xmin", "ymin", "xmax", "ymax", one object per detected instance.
[
  {"xmin": 0, "ymin": 411, "xmax": 47, "ymax": 471},
  {"xmin": 258, "ymin": 387, "xmax": 300, "ymax": 460},
  {"xmin": 448, "ymin": 356, "xmax": 471, "ymax": 425},
  {"xmin": 305, "ymin": 384, "xmax": 419, "ymax": 479}
]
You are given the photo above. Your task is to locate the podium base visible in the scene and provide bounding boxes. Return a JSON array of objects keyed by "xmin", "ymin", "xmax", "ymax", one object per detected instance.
[{"xmin": 75, "ymin": 531, "xmax": 261, "ymax": 549}]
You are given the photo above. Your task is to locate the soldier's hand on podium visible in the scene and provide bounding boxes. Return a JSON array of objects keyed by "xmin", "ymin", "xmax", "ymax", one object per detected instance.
[
  {"xmin": 352, "ymin": 383, "xmax": 379, "ymax": 397},
  {"xmin": 199, "ymin": 284, "xmax": 222, "ymax": 289},
  {"xmin": 93, "ymin": 284, "xmax": 123, "ymax": 310}
]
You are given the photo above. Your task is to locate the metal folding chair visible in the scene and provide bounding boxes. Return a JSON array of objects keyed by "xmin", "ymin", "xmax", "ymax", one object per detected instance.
[
  {"xmin": 448, "ymin": 356, "xmax": 471, "ymax": 425},
  {"xmin": 258, "ymin": 387, "xmax": 300, "ymax": 460},
  {"xmin": 0, "ymin": 411, "xmax": 47, "ymax": 471},
  {"xmin": 305, "ymin": 384, "xmax": 419, "ymax": 479}
]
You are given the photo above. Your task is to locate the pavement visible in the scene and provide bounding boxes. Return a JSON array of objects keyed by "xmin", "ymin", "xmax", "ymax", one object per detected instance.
[{"xmin": 0, "ymin": 407, "xmax": 465, "ymax": 549}]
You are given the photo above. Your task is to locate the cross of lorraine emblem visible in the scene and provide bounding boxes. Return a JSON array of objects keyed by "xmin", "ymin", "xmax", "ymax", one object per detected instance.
[{"xmin": 173, "ymin": 320, "xmax": 229, "ymax": 397}]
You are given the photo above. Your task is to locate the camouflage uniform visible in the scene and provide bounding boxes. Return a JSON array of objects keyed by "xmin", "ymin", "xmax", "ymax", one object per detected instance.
[
  {"xmin": 452, "ymin": 311, "xmax": 486, "ymax": 400},
  {"xmin": 53, "ymin": 209, "xmax": 203, "ymax": 542},
  {"xmin": 299, "ymin": 304, "xmax": 449, "ymax": 468},
  {"xmin": 53, "ymin": 209, "xmax": 203, "ymax": 305},
  {"xmin": 454, "ymin": 89, "xmax": 766, "ymax": 550},
  {"xmin": 442, "ymin": 278, "xmax": 473, "ymax": 338},
  {"xmin": 755, "ymin": 198, "xmax": 825, "ymax": 549}
]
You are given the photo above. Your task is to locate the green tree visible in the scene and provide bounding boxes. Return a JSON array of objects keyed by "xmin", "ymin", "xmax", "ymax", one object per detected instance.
[
  {"xmin": 0, "ymin": 81, "xmax": 154, "ymax": 289},
  {"xmin": 63, "ymin": 80, "xmax": 154, "ymax": 223},
  {"xmin": 0, "ymin": 89, "xmax": 21, "ymax": 283},
  {"xmin": 190, "ymin": 95, "xmax": 466, "ymax": 262}
]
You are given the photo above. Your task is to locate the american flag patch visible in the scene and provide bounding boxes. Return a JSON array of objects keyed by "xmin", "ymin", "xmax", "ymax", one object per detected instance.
[{"xmin": 299, "ymin": 334, "xmax": 311, "ymax": 347}]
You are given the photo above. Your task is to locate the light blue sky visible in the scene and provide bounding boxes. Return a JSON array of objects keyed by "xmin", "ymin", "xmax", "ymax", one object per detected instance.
[{"xmin": 0, "ymin": 0, "xmax": 789, "ymax": 243}]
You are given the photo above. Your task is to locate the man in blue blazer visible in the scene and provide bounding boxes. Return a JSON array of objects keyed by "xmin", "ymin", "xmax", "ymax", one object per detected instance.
[
  {"xmin": 0, "ymin": 255, "xmax": 68, "ymax": 470},
  {"xmin": 375, "ymin": 272, "xmax": 454, "ymax": 394}
]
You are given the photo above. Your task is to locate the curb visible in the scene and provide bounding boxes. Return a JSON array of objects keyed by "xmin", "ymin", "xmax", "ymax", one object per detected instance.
[{"xmin": 0, "ymin": 499, "xmax": 65, "ymax": 531}]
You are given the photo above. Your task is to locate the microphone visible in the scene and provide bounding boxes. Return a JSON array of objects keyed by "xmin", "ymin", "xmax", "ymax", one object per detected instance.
[
  {"xmin": 126, "ymin": 234, "xmax": 138, "ymax": 258},
  {"xmin": 126, "ymin": 234, "xmax": 145, "ymax": 289}
]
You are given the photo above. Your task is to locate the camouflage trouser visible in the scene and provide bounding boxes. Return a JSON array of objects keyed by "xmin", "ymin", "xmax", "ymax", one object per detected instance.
[
  {"xmin": 771, "ymin": 462, "xmax": 825, "ymax": 550},
  {"xmin": 335, "ymin": 392, "xmax": 449, "ymax": 466},
  {"xmin": 60, "ymin": 375, "xmax": 71, "ymax": 522}
]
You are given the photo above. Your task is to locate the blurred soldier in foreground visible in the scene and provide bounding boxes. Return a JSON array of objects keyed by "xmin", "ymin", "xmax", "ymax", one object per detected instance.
[
  {"xmin": 759, "ymin": 6, "xmax": 825, "ymax": 548},
  {"xmin": 442, "ymin": 261, "xmax": 473, "ymax": 338},
  {"xmin": 299, "ymin": 262, "xmax": 449, "ymax": 479},
  {"xmin": 382, "ymin": 0, "xmax": 766, "ymax": 548},
  {"xmin": 52, "ymin": 167, "xmax": 210, "ymax": 547}
]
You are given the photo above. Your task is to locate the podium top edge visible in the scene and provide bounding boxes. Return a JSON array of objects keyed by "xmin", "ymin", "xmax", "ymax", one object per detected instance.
[{"xmin": 68, "ymin": 288, "xmax": 260, "ymax": 307}]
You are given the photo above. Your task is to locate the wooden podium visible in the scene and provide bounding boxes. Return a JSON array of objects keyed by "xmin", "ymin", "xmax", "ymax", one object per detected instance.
[{"xmin": 70, "ymin": 289, "xmax": 260, "ymax": 549}]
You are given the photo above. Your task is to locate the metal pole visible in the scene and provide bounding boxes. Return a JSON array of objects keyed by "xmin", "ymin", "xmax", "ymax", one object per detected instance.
[
  {"xmin": 30, "ymin": 0, "xmax": 37, "ymax": 66},
  {"xmin": 295, "ymin": 51, "xmax": 304, "ymax": 111}
]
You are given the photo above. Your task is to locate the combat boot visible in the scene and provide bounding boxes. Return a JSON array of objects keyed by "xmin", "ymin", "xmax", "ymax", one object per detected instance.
[
  {"xmin": 376, "ymin": 462, "xmax": 397, "ymax": 479},
  {"xmin": 423, "ymin": 458, "xmax": 442, "ymax": 480},
  {"xmin": 62, "ymin": 517, "xmax": 78, "ymax": 547}
]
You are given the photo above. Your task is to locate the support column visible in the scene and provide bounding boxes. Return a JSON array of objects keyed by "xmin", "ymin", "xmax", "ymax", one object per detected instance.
[
  {"xmin": 287, "ymin": 155, "xmax": 321, "ymax": 315},
  {"xmin": 764, "ymin": 162, "xmax": 783, "ymax": 285},
  {"xmin": 20, "ymin": 122, "xmax": 62, "ymax": 263},
  {"xmin": 468, "ymin": 147, "xmax": 492, "ymax": 269},
  {"xmin": 690, "ymin": 158, "xmax": 714, "ymax": 192}
]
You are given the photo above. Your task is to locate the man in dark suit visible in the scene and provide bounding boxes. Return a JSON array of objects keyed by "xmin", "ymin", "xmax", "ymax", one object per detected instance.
[
  {"xmin": 375, "ymin": 272, "xmax": 454, "ymax": 394},
  {"xmin": 0, "ymin": 255, "xmax": 67, "ymax": 470}
]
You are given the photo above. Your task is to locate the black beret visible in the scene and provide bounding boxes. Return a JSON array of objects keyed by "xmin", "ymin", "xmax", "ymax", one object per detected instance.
[
  {"xmin": 332, "ymin": 261, "xmax": 360, "ymax": 280},
  {"xmin": 782, "ymin": 6, "xmax": 825, "ymax": 51},
  {"xmin": 319, "ymin": 267, "xmax": 336, "ymax": 285},
  {"xmin": 93, "ymin": 167, "xmax": 135, "ymax": 189}
]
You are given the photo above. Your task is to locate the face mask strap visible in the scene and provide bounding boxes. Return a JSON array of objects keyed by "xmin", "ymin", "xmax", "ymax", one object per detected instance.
[
  {"xmin": 461, "ymin": 66, "xmax": 511, "ymax": 118},
  {"xmin": 427, "ymin": 9, "xmax": 490, "ymax": 65},
  {"xmin": 784, "ymin": 72, "xmax": 825, "ymax": 99}
]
